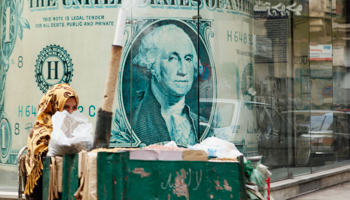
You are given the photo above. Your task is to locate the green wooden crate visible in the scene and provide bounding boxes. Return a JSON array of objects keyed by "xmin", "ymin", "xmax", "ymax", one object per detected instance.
[
  {"xmin": 42, "ymin": 154, "xmax": 79, "ymax": 200},
  {"xmin": 62, "ymin": 154, "xmax": 79, "ymax": 200},
  {"xmin": 97, "ymin": 152, "xmax": 244, "ymax": 200},
  {"xmin": 126, "ymin": 160, "xmax": 242, "ymax": 200},
  {"xmin": 44, "ymin": 152, "xmax": 246, "ymax": 200},
  {"xmin": 43, "ymin": 156, "xmax": 51, "ymax": 200},
  {"xmin": 97, "ymin": 151, "xmax": 129, "ymax": 200}
]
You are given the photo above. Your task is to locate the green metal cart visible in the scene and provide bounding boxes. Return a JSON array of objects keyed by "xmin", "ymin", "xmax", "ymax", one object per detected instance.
[{"xmin": 42, "ymin": 152, "xmax": 248, "ymax": 200}]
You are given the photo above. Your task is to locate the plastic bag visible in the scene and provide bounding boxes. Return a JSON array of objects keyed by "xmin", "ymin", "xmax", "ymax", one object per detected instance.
[
  {"xmin": 248, "ymin": 162, "xmax": 272, "ymax": 199},
  {"xmin": 47, "ymin": 110, "xmax": 93, "ymax": 157},
  {"xmin": 164, "ymin": 141, "xmax": 178, "ymax": 147},
  {"xmin": 189, "ymin": 137, "xmax": 243, "ymax": 158}
]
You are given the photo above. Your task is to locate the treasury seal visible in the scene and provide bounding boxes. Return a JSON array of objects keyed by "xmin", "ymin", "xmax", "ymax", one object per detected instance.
[{"xmin": 35, "ymin": 45, "xmax": 74, "ymax": 93}]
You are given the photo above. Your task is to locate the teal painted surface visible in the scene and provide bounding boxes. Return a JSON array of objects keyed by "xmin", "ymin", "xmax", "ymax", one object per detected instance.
[
  {"xmin": 207, "ymin": 162, "xmax": 241, "ymax": 200},
  {"xmin": 42, "ymin": 155, "xmax": 79, "ymax": 200},
  {"xmin": 44, "ymin": 153, "xmax": 244, "ymax": 200},
  {"xmin": 238, "ymin": 157, "xmax": 248, "ymax": 199},
  {"xmin": 43, "ymin": 157, "xmax": 51, "ymax": 200},
  {"xmin": 97, "ymin": 152, "xmax": 129, "ymax": 200},
  {"xmin": 127, "ymin": 160, "xmax": 241, "ymax": 200},
  {"xmin": 61, "ymin": 154, "xmax": 79, "ymax": 200}
]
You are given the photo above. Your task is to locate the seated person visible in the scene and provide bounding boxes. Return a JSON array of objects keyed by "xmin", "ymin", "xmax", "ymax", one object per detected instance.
[{"xmin": 25, "ymin": 84, "xmax": 78, "ymax": 200}]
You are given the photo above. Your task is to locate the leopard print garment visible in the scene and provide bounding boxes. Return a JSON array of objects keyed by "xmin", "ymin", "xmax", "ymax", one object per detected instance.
[{"xmin": 24, "ymin": 84, "xmax": 79, "ymax": 195}]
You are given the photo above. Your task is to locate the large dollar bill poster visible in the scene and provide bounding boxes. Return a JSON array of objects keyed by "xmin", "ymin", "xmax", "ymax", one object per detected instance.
[{"xmin": 0, "ymin": 0, "xmax": 256, "ymax": 187}]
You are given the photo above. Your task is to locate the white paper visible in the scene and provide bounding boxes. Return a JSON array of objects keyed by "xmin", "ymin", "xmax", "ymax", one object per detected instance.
[{"xmin": 113, "ymin": 9, "xmax": 127, "ymax": 46}]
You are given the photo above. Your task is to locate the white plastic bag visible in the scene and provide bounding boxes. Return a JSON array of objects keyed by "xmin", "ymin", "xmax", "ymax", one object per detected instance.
[
  {"xmin": 189, "ymin": 137, "xmax": 243, "ymax": 158},
  {"xmin": 47, "ymin": 110, "xmax": 93, "ymax": 157},
  {"xmin": 164, "ymin": 141, "xmax": 178, "ymax": 147}
]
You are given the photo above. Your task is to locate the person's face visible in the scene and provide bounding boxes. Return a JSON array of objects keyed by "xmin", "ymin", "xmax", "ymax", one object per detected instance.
[
  {"xmin": 157, "ymin": 35, "xmax": 195, "ymax": 97},
  {"xmin": 64, "ymin": 97, "xmax": 77, "ymax": 114}
]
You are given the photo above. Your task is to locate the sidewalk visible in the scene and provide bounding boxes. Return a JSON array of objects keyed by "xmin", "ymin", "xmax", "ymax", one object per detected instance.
[
  {"xmin": 270, "ymin": 165, "xmax": 350, "ymax": 200},
  {"xmin": 2, "ymin": 181, "xmax": 350, "ymax": 199},
  {"xmin": 288, "ymin": 181, "xmax": 350, "ymax": 200},
  {"xmin": 2, "ymin": 165, "xmax": 350, "ymax": 199}
]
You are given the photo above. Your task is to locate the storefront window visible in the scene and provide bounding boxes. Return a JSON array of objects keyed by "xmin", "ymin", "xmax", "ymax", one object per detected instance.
[
  {"xmin": 1, "ymin": 0, "xmax": 350, "ymax": 192},
  {"xmin": 253, "ymin": 0, "xmax": 298, "ymax": 180}
]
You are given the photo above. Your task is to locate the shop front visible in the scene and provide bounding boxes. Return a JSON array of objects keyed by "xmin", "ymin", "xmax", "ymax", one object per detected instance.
[{"xmin": 1, "ymin": 0, "xmax": 350, "ymax": 192}]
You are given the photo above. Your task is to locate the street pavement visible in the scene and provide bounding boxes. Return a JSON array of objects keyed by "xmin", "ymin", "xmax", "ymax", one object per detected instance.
[{"xmin": 288, "ymin": 181, "xmax": 350, "ymax": 200}]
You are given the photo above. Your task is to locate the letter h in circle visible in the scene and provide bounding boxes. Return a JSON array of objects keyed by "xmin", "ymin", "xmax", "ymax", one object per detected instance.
[{"xmin": 47, "ymin": 61, "xmax": 59, "ymax": 80}]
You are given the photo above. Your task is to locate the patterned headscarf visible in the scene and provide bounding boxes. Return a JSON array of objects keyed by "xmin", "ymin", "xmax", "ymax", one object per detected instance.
[{"xmin": 25, "ymin": 84, "xmax": 79, "ymax": 195}]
